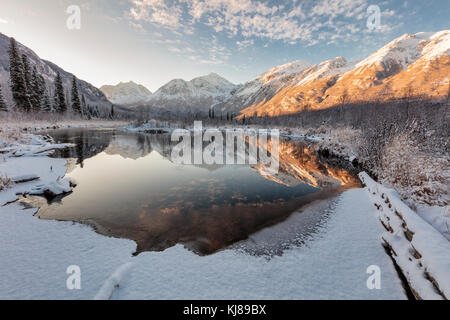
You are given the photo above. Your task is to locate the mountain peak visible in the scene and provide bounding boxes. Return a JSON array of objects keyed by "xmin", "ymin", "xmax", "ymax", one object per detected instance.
[
  {"xmin": 356, "ymin": 30, "xmax": 450, "ymax": 70},
  {"xmin": 100, "ymin": 81, "xmax": 152, "ymax": 106},
  {"xmin": 297, "ymin": 57, "xmax": 352, "ymax": 86},
  {"xmin": 258, "ymin": 60, "xmax": 310, "ymax": 83},
  {"xmin": 143, "ymin": 73, "xmax": 237, "ymax": 114},
  {"xmin": 190, "ymin": 72, "xmax": 233, "ymax": 84}
]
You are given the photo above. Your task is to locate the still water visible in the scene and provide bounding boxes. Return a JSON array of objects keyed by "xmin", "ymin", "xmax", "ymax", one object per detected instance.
[{"xmin": 25, "ymin": 128, "xmax": 360, "ymax": 256}]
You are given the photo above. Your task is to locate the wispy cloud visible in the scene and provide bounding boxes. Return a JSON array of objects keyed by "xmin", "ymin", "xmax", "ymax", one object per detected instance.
[
  {"xmin": 128, "ymin": 0, "xmax": 182, "ymax": 29},
  {"xmin": 127, "ymin": 0, "xmax": 401, "ymax": 46},
  {"xmin": 236, "ymin": 39, "xmax": 254, "ymax": 50},
  {"xmin": 168, "ymin": 46, "xmax": 182, "ymax": 53}
]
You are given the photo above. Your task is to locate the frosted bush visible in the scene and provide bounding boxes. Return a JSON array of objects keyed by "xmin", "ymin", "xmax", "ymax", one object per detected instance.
[{"xmin": 380, "ymin": 131, "xmax": 449, "ymax": 206}]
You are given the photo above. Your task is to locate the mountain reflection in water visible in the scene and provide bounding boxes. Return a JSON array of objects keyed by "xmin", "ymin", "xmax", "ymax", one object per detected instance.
[{"xmin": 29, "ymin": 128, "xmax": 360, "ymax": 256}]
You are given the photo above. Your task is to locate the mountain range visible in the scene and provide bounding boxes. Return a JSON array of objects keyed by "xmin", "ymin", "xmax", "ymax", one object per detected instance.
[
  {"xmin": 1, "ymin": 30, "xmax": 448, "ymax": 118},
  {"xmin": 101, "ymin": 30, "xmax": 449, "ymax": 118},
  {"xmin": 101, "ymin": 73, "xmax": 238, "ymax": 117},
  {"xmin": 234, "ymin": 30, "xmax": 450, "ymax": 118}
]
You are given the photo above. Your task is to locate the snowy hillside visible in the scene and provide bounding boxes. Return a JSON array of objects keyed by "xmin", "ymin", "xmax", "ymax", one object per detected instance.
[
  {"xmin": 219, "ymin": 60, "xmax": 310, "ymax": 113},
  {"xmin": 100, "ymin": 81, "xmax": 152, "ymax": 106},
  {"xmin": 297, "ymin": 57, "xmax": 353, "ymax": 86},
  {"xmin": 0, "ymin": 32, "xmax": 112, "ymax": 110},
  {"xmin": 355, "ymin": 31, "xmax": 450, "ymax": 70}
]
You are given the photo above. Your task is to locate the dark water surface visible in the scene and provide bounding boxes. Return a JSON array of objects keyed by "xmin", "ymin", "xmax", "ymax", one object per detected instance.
[{"xmin": 25, "ymin": 128, "xmax": 360, "ymax": 256}]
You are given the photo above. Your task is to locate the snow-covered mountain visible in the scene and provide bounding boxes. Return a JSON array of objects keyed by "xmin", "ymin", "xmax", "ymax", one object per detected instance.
[
  {"xmin": 319, "ymin": 30, "xmax": 450, "ymax": 107},
  {"xmin": 0, "ymin": 32, "xmax": 112, "ymax": 111},
  {"xmin": 143, "ymin": 73, "xmax": 237, "ymax": 116},
  {"xmin": 230, "ymin": 30, "xmax": 450, "ymax": 118},
  {"xmin": 218, "ymin": 60, "xmax": 310, "ymax": 114},
  {"xmin": 100, "ymin": 81, "xmax": 152, "ymax": 106},
  {"xmin": 236, "ymin": 57, "xmax": 353, "ymax": 117}
]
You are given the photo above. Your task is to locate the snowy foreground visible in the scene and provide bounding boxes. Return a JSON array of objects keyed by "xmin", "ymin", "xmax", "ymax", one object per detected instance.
[
  {"xmin": 0, "ymin": 128, "xmax": 447, "ymax": 300},
  {"xmin": 0, "ymin": 190, "xmax": 406, "ymax": 299}
]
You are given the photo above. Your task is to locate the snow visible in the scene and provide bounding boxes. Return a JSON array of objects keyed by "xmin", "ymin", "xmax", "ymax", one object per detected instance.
[
  {"xmin": 355, "ymin": 30, "xmax": 450, "ymax": 70},
  {"xmin": 143, "ymin": 72, "xmax": 238, "ymax": 113},
  {"xmin": 0, "ymin": 184, "xmax": 406, "ymax": 299},
  {"xmin": 0, "ymin": 134, "xmax": 75, "ymax": 206},
  {"xmin": 416, "ymin": 205, "xmax": 450, "ymax": 241},
  {"xmin": 10, "ymin": 174, "xmax": 40, "ymax": 183},
  {"xmin": 221, "ymin": 60, "xmax": 311, "ymax": 112},
  {"xmin": 359, "ymin": 172, "xmax": 450, "ymax": 300},
  {"xmin": 0, "ymin": 134, "xmax": 73, "ymax": 157},
  {"xmin": 93, "ymin": 262, "xmax": 136, "ymax": 300},
  {"xmin": 0, "ymin": 203, "xmax": 136, "ymax": 300},
  {"xmin": 150, "ymin": 73, "xmax": 236, "ymax": 102},
  {"xmin": 258, "ymin": 60, "xmax": 310, "ymax": 83},
  {"xmin": 297, "ymin": 57, "xmax": 354, "ymax": 86}
]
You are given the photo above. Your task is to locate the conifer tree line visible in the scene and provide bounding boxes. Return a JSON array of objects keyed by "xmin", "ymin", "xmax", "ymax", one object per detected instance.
[{"xmin": 1, "ymin": 37, "xmax": 106, "ymax": 118}]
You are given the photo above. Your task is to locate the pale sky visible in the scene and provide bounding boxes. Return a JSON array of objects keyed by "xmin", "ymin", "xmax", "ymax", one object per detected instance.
[{"xmin": 0, "ymin": 0, "xmax": 448, "ymax": 92}]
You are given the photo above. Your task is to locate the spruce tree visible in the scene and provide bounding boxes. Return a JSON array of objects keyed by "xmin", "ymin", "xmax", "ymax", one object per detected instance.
[
  {"xmin": 31, "ymin": 66, "xmax": 45, "ymax": 112},
  {"xmin": 8, "ymin": 38, "xmax": 30, "ymax": 112},
  {"xmin": 40, "ymin": 89, "xmax": 52, "ymax": 112},
  {"xmin": 87, "ymin": 105, "xmax": 92, "ymax": 118},
  {"xmin": 110, "ymin": 105, "xmax": 115, "ymax": 119},
  {"xmin": 71, "ymin": 75, "xmax": 82, "ymax": 115},
  {"xmin": 53, "ymin": 72, "xmax": 67, "ymax": 113},
  {"xmin": 21, "ymin": 54, "xmax": 35, "ymax": 111},
  {"xmin": 0, "ymin": 84, "xmax": 8, "ymax": 112},
  {"xmin": 81, "ymin": 94, "xmax": 87, "ymax": 117},
  {"xmin": 22, "ymin": 54, "xmax": 32, "ymax": 94},
  {"xmin": 66, "ymin": 88, "xmax": 70, "ymax": 109}
]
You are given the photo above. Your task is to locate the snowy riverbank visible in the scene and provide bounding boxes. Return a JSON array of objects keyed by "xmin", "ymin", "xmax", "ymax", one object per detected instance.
[{"xmin": 0, "ymin": 134, "xmax": 75, "ymax": 205}]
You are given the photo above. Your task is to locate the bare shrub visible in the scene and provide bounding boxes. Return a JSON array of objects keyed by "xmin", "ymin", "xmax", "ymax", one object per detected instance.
[{"xmin": 0, "ymin": 174, "xmax": 13, "ymax": 192}]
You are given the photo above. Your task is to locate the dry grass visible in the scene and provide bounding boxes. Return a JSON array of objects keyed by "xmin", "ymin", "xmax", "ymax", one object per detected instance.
[{"xmin": 0, "ymin": 174, "xmax": 12, "ymax": 192}]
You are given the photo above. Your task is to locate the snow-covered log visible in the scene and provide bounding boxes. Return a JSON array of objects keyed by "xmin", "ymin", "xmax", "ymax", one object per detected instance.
[{"xmin": 359, "ymin": 172, "xmax": 450, "ymax": 300}]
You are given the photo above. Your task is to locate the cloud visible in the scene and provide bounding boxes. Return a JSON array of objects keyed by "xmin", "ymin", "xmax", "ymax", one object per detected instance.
[
  {"xmin": 168, "ymin": 46, "xmax": 182, "ymax": 53},
  {"xmin": 0, "ymin": 18, "xmax": 8, "ymax": 24},
  {"xmin": 311, "ymin": 0, "xmax": 367, "ymax": 18},
  {"xmin": 185, "ymin": 35, "xmax": 231, "ymax": 65},
  {"xmin": 236, "ymin": 39, "xmax": 254, "ymax": 50},
  {"xmin": 129, "ymin": 0, "xmax": 182, "ymax": 28},
  {"xmin": 127, "ymin": 0, "xmax": 401, "ymax": 46}
]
